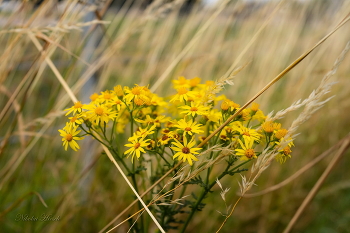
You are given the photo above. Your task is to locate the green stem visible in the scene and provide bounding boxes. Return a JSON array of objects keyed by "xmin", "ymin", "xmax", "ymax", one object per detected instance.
[
  {"xmin": 180, "ymin": 159, "xmax": 250, "ymax": 233},
  {"xmin": 80, "ymin": 125, "xmax": 109, "ymax": 148},
  {"xmin": 131, "ymin": 160, "xmax": 145, "ymax": 233},
  {"xmin": 110, "ymin": 118, "xmax": 117, "ymax": 142}
]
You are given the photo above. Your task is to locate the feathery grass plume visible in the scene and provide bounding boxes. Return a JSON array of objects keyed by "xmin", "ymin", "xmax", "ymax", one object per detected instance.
[
  {"xmin": 267, "ymin": 42, "xmax": 350, "ymax": 123},
  {"xmin": 203, "ymin": 63, "xmax": 249, "ymax": 104},
  {"xmin": 241, "ymin": 40, "xmax": 350, "ymax": 196}
]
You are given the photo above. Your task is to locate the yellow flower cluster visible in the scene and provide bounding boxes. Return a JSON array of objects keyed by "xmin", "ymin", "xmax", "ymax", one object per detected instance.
[{"xmin": 59, "ymin": 77, "xmax": 294, "ymax": 165}]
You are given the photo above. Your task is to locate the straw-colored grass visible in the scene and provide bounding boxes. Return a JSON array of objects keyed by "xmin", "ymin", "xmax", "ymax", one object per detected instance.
[{"xmin": 1, "ymin": 0, "xmax": 350, "ymax": 232}]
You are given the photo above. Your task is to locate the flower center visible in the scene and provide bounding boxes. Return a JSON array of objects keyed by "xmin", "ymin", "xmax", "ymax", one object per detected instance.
[
  {"xmin": 65, "ymin": 134, "xmax": 73, "ymax": 142},
  {"xmin": 104, "ymin": 93, "xmax": 112, "ymax": 99},
  {"xmin": 131, "ymin": 87, "xmax": 141, "ymax": 95},
  {"xmin": 74, "ymin": 101, "xmax": 83, "ymax": 109},
  {"xmin": 95, "ymin": 107, "xmax": 104, "ymax": 116},
  {"xmin": 185, "ymin": 127, "xmax": 192, "ymax": 131},
  {"xmin": 275, "ymin": 129, "xmax": 288, "ymax": 140},
  {"xmin": 134, "ymin": 143, "xmax": 141, "ymax": 149},
  {"xmin": 70, "ymin": 117, "xmax": 77, "ymax": 123},
  {"xmin": 262, "ymin": 121, "xmax": 274, "ymax": 133},
  {"xmin": 283, "ymin": 147, "xmax": 291, "ymax": 155},
  {"xmin": 177, "ymin": 87, "xmax": 188, "ymax": 95},
  {"xmin": 182, "ymin": 147, "xmax": 190, "ymax": 154},
  {"xmin": 243, "ymin": 131, "xmax": 250, "ymax": 136},
  {"xmin": 245, "ymin": 149, "xmax": 255, "ymax": 158},
  {"xmin": 162, "ymin": 135, "xmax": 169, "ymax": 141},
  {"xmin": 115, "ymin": 100, "xmax": 122, "ymax": 105},
  {"xmin": 134, "ymin": 97, "xmax": 144, "ymax": 106},
  {"xmin": 163, "ymin": 129, "xmax": 170, "ymax": 134},
  {"xmin": 190, "ymin": 107, "xmax": 198, "ymax": 112}
]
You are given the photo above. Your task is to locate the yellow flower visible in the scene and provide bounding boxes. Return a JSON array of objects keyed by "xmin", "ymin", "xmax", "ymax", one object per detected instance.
[
  {"xmin": 134, "ymin": 96, "xmax": 146, "ymax": 106},
  {"xmin": 129, "ymin": 124, "xmax": 156, "ymax": 141},
  {"xmin": 274, "ymin": 129, "xmax": 288, "ymax": 140},
  {"xmin": 149, "ymin": 94, "xmax": 167, "ymax": 107},
  {"xmin": 221, "ymin": 100, "xmax": 230, "ymax": 111},
  {"xmin": 204, "ymin": 109, "xmax": 222, "ymax": 123},
  {"xmin": 124, "ymin": 138, "xmax": 150, "ymax": 162},
  {"xmin": 189, "ymin": 77, "xmax": 201, "ymax": 87},
  {"xmin": 113, "ymin": 85, "xmax": 124, "ymax": 97},
  {"xmin": 227, "ymin": 100, "xmax": 240, "ymax": 111},
  {"xmin": 90, "ymin": 93, "xmax": 99, "ymax": 102},
  {"xmin": 261, "ymin": 121, "xmax": 274, "ymax": 133},
  {"xmin": 188, "ymin": 90, "xmax": 206, "ymax": 102},
  {"xmin": 273, "ymin": 122, "xmax": 281, "ymax": 130},
  {"xmin": 170, "ymin": 87, "xmax": 195, "ymax": 103},
  {"xmin": 111, "ymin": 96, "xmax": 124, "ymax": 111},
  {"xmin": 219, "ymin": 130, "xmax": 230, "ymax": 141},
  {"xmin": 276, "ymin": 137, "xmax": 294, "ymax": 148},
  {"xmin": 205, "ymin": 80, "xmax": 215, "ymax": 87},
  {"xmin": 237, "ymin": 108, "xmax": 250, "ymax": 121},
  {"xmin": 99, "ymin": 90, "xmax": 115, "ymax": 103},
  {"xmin": 251, "ymin": 109, "xmax": 266, "ymax": 122},
  {"xmin": 276, "ymin": 146, "xmax": 292, "ymax": 164},
  {"xmin": 232, "ymin": 124, "xmax": 261, "ymax": 142},
  {"xmin": 170, "ymin": 136, "xmax": 201, "ymax": 165},
  {"xmin": 158, "ymin": 133, "xmax": 174, "ymax": 146},
  {"xmin": 251, "ymin": 102, "xmax": 260, "ymax": 112},
  {"xmin": 135, "ymin": 115, "xmax": 170, "ymax": 128},
  {"xmin": 146, "ymin": 140, "xmax": 156, "ymax": 150},
  {"xmin": 124, "ymin": 85, "xmax": 148, "ymax": 103},
  {"xmin": 68, "ymin": 114, "xmax": 84, "ymax": 127},
  {"xmin": 235, "ymin": 138, "xmax": 257, "ymax": 161},
  {"xmin": 64, "ymin": 101, "xmax": 84, "ymax": 116},
  {"xmin": 172, "ymin": 76, "xmax": 190, "ymax": 89},
  {"xmin": 174, "ymin": 119, "xmax": 204, "ymax": 136},
  {"xmin": 58, "ymin": 123, "xmax": 84, "ymax": 151},
  {"xmin": 179, "ymin": 102, "xmax": 210, "ymax": 117},
  {"xmin": 84, "ymin": 103, "xmax": 117, "ymax": 125}
]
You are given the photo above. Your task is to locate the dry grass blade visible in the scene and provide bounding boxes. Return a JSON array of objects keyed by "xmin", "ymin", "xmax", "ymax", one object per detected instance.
[
  {"xmin": 103, "ymin": 11, "xmax": 350, "ymax": 232},
  {"xmin": 35, "ymin": 32, "xmax": 91, "ymax": 66},
  {"xmin": 0, "ymin": 191, "xmax": 48, "ymax": 219},
  {"xmin": 99, "ymin": 162, "xmax": 182, "ymax": 233},
  {"xmin": 100, "ymin": 142, "xmax": 165, "ymax": 233},
  {"xmin": 27, "ymin": 32, "xmax": 78, "ymax": 103},
  {"xmin": 222, "ymin": 0, "xmax": 285, "ymax": 80},
  {"xmin": 0, "ymin": 85, "xmax": 25, "ymax": 152},
  {"xmin": 150, "ymin": 0, "xmax": 229, "ymax": 92},
  {"xmin": 200, "ymin": 12, "xmax": 350, "ymax": 149},
  {"xmin": 106, "ymin": 148, "xmax": 229, "ymax": 232},
  {"xmin": 283, "ymin": 135, "xmax": 350, "ymax": 233},
  {"xmin": 243, "ymin": 135, "xmax": 350, "ymax": 198},
  {"xmin": 214, "ymin": 12, "xmax": 350, "ymax": 233}
]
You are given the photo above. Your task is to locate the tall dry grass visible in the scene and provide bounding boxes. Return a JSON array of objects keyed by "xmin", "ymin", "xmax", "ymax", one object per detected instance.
[{"xmin": 1, "ymin": 0, "xmax": 350, "ymax": 232}]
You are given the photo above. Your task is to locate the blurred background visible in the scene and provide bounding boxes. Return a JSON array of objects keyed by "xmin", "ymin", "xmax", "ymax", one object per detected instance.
[{"xmin": 0, "ymin": 0, "xmax": 350, "ymax": 232}]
